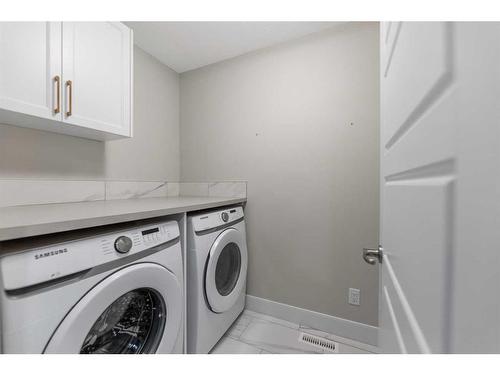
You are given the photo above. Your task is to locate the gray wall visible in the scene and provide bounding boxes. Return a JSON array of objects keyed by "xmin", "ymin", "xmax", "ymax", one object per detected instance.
[
  {"xmin": 0, "ymin": 46, "xmax": 180, "ymax": 181},
  {"xmin": 180, "ymin": 23, "xmax": 380, "ymax": 325}
]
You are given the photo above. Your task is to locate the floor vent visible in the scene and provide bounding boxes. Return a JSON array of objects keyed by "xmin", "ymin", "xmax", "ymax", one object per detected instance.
[{"xmin": 299, "ymin": 332, "xmax": 338, "ymax": 353}]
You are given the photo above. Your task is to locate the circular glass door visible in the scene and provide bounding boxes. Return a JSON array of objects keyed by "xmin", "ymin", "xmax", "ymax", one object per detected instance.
[
  {"xmin": 44, "ymin": 263, "xmax": 182, "ymax": 354},
  {"xmin": 80, "ymin": 288, "xmax": 165, "ymax": 354},
  {"xmin": 205, "ymin": 228, "xmax": 248, "ymax": 313},
  {"xmin": 215, "ymin": 243, "xmax": 241, "ymax": 296}
]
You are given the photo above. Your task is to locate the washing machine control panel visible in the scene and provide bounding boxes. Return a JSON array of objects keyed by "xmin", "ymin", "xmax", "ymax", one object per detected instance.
[
  {"xmin": 140, "ymin": 226, "xmax": 169, "ymax": 245},
  {"xmin": 192, "ymin": 206, "xmax": 244, "ymax": 233},
  {"xmin": 0, "ymin": 220, "xmax": 180, "ymax": 292}
]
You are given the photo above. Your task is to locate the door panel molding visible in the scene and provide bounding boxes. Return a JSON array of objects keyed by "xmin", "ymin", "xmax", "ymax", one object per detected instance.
[
  {"xmin": 383, "ymin": 256, "xmax": 430, "ymax": 353},
  {"xmin": 383, "ymin": 88, "xmax": 456, "ymax": 179},
  {"xmin": 384, "ymin": 159, "xmax": 455, "ymax": 183},
  {"xmin": 383, "ymin": 23, "xmax": 454, "ymax": 150},
  {"xmin": 382, "ymin": 286, "xmax": 407, "ymax": 353},
  {"xmin": 382, "ymin": 22, "xmax": 402, "ymax": 77}
]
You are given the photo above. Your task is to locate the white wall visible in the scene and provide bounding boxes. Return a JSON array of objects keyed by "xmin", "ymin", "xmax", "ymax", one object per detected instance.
[
  {"xmin": 0, "ymin": 24, "xmax": 380, "ymax": 326},
  {"xmin": 0, "ymin": 46, "xmax": 180, "ymax": 181},
  {"xmin": 180, "ymin": 23, "xmax": 380, "ymax": 325}
]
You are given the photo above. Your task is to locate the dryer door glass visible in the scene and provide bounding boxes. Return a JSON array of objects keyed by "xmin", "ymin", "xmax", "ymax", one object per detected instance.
[
  {"xmin": 80, "ymin": 288, "xmax": 166, "ymax": 354},
  {"xmin": 215, "ymin": 242, "xmax": 241, "ymax": 296}
]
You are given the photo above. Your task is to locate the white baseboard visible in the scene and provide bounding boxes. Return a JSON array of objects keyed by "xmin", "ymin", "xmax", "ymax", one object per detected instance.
[{"xmin": 245, "ymin": 294, "xmax": 378, "ymax": 347}]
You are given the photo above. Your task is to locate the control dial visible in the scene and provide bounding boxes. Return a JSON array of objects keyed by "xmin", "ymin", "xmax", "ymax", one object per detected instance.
[
  {"xmin": 114, "ymin": 236, "xmax": 133, "ymax": 254},
  {"xmin": 221, "ymin": 212, "xmax": 229, "ymax": 222}
]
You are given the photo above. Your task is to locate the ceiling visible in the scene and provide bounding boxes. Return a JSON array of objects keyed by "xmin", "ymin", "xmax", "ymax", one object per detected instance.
[{"xmin": 124, "ymin": 22, "xmax": 343, "ymax": 73}]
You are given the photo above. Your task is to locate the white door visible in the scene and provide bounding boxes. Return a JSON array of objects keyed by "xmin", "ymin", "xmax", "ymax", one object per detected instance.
[
  {"xmin": 62, "ymin": 22, "xmax": 132, "ymax": 137},
  {"xmin": 205, "ymin": 228, "xmax": 248, "ymax": 313},
  {"xmin": 44, "ymin": 263, "xmax": 182, "ymax": 354},
  {"xmin": 0, "ymin": 22, "xmax": 62, "ymax": 121},
  {"xmin": 373, "ymin": 22, "xmax": 500, "ymax": 353}
]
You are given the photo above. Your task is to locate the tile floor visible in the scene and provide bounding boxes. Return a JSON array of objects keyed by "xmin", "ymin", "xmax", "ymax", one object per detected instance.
[{"xmin": 210, "ymin": 310, "xmax": 378, "ymax": 354}]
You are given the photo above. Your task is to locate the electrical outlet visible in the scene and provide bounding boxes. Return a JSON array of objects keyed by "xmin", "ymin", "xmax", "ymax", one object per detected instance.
[{"xmin": 348, "ymin": 288, "xmax": 360, "ymax": 306}]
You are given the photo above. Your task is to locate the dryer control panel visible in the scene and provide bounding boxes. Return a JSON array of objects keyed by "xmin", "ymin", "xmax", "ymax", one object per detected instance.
[
  {"xmin": 0, "ymin": 220, "xmax": 180, "ymax": 292},
  {"xmin": 191, "ymin": 206, "xmax": 244, "ymax": 233}
]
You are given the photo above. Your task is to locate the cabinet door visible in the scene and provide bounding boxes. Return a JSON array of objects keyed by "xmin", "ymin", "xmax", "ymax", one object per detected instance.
[
  {"xmin": 62, "ymin": 22, "xmax": 132, "ymax": 137},
  {"xmin": 0, "ymin": 22, "xmax": 62, "ymax": 121}
]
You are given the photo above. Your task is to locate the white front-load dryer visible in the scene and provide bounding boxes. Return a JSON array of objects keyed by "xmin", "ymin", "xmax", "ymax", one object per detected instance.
[
  {"xmin": 0, "ymin": 219, "xmax": 184, "ymax": 354},
  {"xmin": 187, "ymin": 206, "xmax": 247, "ymax": 354}
]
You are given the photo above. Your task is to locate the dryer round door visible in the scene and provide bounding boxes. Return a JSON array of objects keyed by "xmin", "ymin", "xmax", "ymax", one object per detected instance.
[
  {"xmin": 205, "ymin": 228, "xmax": 248, "ymax": 313},
  {"xmin": 44, "ymin": 263, "xmax": 182, "ymax": 354}
]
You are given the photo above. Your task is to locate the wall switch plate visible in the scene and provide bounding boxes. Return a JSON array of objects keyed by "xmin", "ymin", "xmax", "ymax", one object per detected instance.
[{"xmin": 349, "ymin": 288, "xmax": 360, "ymax": 306}]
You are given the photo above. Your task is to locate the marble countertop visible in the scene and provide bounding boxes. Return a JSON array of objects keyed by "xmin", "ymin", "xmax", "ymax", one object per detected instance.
[{"xmin": 0, "ymin": 196, "xmax": 246, "ymax": 242}]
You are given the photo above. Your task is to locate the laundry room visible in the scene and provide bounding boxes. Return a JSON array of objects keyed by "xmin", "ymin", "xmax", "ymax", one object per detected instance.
[
  {"xmin": 1, "ymin": 2, "xmax": 500, "ymax": 374},
  {"xmin": 0, "ymin": 19, "xmax": 379, "ymax": 355}
]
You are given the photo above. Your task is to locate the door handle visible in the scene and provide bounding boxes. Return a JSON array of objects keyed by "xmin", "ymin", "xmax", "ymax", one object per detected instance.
[
  {"xmin": 66, "ymin": 80, "xmax": 73, "ymax": 117},
  {"xmin": 53, "ymin": 76, "xmax": 61, "ymax": 114},
  {"xmin": 363, "ymin": 245, "xmax": 383, "ymax": 265}
]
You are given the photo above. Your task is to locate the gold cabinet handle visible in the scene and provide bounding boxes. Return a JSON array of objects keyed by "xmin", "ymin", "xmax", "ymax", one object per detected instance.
[
  {"xmin": 66, "ymin": 80, "xmax": 73, "ymax": 117},
  {"xmin": 53, "ymin": 76, "xmax": 61, "ymax": 114}
]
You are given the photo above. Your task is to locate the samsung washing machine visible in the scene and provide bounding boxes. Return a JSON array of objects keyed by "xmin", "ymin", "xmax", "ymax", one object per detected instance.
[
  {"xmin": 187, "ymin": 205, "xmax": 248, "ymax": 354},
  {"xmin": 0, "ymin": 218, "xmax": 184, "ymax": 354}
]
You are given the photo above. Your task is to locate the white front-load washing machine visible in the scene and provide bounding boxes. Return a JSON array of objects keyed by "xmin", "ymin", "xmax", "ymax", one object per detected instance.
[
  {"xmin": 187, "ymin": 205, "xmax": 247, "ymax": 353},
  {"xmin": 0, "ymin": 219, "xmax": 184, "ymax": 354}
]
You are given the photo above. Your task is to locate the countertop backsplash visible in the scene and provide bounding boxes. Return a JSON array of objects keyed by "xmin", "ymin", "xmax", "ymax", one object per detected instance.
[{"xmin": 0, "ymin": 179, "xmax": 247, "ymax": 208}]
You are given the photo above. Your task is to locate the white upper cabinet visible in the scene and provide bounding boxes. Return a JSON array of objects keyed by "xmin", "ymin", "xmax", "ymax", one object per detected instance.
[
  {"xmin": 0, "ymin": 22, "xmax": 62, "ymax": 122},
  {"xmin": 0, "ymin": 22, "xmax": 133, "ymax": 141},
  {"xmin": 62, "ymin": 22, "xmax": 132, "ymax": 137}
]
